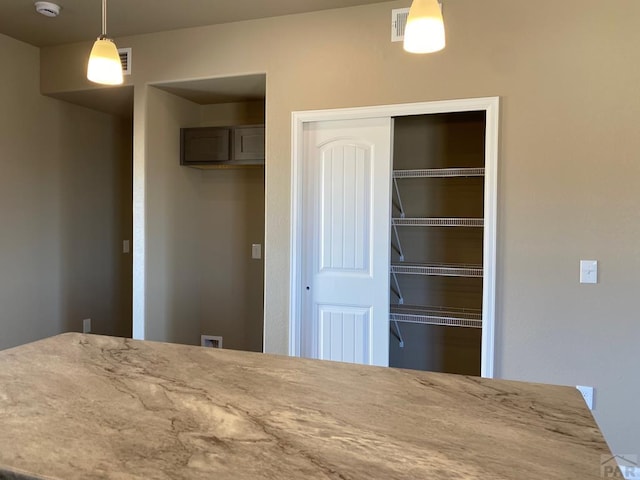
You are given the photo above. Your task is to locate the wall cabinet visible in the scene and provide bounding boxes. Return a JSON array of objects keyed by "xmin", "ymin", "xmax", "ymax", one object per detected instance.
[
  {"xmin": 233, "ymin": 126, "xmax": 265, "ymax": 161},
  {"xmin": 181, "ymin": 125, "xmax": 264, "ymax": 166}
]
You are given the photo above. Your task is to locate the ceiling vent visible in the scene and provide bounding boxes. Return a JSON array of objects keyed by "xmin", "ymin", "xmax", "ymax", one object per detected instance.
[
  {"xmin": 35, "ymin": 1, "xmax": 61, "ymax": 17},
  {"xmin": 391, "ymin": 7, "xmax": 410, "ymax": 42},
  {"xmin": 118, "ymin": 48, "xmax": 132, "ymax": 76}
]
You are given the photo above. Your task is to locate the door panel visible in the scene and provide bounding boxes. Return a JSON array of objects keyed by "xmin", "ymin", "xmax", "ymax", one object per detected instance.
[
  {"xmin": 318, "ymin": 305, "xmax": 371, "ymax": 364},
  {"xmin": 320, "ymin": 141, "xmax": 371, "ymax": 273},
  {"xmin": 302, "ymin": 118, "xmax": 392, "ymax": 366}
]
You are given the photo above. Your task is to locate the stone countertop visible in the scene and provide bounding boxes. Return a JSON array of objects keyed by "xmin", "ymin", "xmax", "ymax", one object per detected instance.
[{"xmin": 0, "ymin": 333, "xmax": 615, "ymax": 479}]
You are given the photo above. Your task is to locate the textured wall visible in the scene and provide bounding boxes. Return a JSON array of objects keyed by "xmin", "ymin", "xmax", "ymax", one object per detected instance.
[
  {"xmin": 144, "ymin": 87, "xmax": 202, "ymax": 344},
  {"xmin": 0, "ymin": 33, "xmax": 132, "ymax": 349}
]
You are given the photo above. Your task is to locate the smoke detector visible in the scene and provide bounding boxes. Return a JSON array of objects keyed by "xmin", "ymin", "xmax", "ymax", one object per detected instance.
[{"xmin": 35, "ymin": 2, "xmax": 61, "ymax": 18}]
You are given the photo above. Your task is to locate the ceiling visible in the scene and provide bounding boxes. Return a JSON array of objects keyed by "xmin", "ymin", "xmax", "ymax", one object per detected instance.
[
  {"xmin": 0, "ymin": 0, "xmax": 391, "ymax": 47},
  {"xmin": 7, "ymin": 0, "xmax": 391, "ymax": 117},
  {"xmin": 154, "ymin": 75, "xmax": 267, "ymax": 105}
]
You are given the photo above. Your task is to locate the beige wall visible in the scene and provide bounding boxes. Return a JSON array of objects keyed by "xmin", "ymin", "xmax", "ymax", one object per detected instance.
[
  {"xmin": 198, "ymin": 167, "xmax": 265, "ymax": 352},
  {"xmin": 0, "ymin": 33, "xmax": 132, "ymax": 350},
  {"xmin": 200, "ymin": 101, "xmax": 265, "ymax": 126},
  {"xmin": 40, "ymin": 0, "xmax": 640, "ymax": 455},
  {"xmin": 144, "ymin": 87, "xmax": 202, "ymax": 344}
]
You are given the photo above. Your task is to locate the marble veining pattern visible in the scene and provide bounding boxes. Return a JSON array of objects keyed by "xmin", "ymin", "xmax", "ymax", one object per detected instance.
[{"xmin": 0, "ymin": 333, "xmax": 616, "ymax": 479}]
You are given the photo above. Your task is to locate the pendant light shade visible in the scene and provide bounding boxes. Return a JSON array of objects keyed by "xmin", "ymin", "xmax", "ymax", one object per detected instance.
[
  {"xmin": 403, "ymin": 0, "xmax": 446, "ymax": 54},
  {"xmin": 87, "ymin": 0, "xmax": 123, "ymax": 85},
  {"xmin": 87, "ymin": 37, "xmax": 123, "ymax": 85}
]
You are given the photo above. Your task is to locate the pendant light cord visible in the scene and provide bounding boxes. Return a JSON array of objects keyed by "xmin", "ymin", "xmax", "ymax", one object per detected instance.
[{"xmin": 101, "ymin": 0, "xmax": 107, "ymax": 37}]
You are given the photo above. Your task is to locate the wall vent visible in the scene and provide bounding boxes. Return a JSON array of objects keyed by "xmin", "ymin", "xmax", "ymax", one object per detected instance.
[
  {"xmin": 391, "ymin": 8, "xmax": 410, "ymax": 42},
  {"xmin": 201, "ymin": 335, "xmax": 223, "ymax": 349},
  {"xmin": 118, "ymin": 47, "xmax": 132, "ymax": 75}
]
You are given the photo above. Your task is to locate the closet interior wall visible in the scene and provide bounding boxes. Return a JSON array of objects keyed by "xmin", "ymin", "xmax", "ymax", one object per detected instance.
[
  {"xmin": 197, "ymin": 101, "xmax": 265, "ymax": 352},
  {"xmin": 389, "ymin": 112, "xmax": 486, "ymax": 375}
]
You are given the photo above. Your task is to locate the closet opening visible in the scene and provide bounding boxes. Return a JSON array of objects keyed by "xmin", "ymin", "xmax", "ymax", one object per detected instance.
[
  {"xmin": 149, "ymin": 74, "xmax": 266, "ymax": 352},
  {"xmin": 290, "ymin": 97, "xmax": 498, "ymax": 377},
  {"xmin": 389, "ymin": 111, "xmax": 486, "ymax": 375}
]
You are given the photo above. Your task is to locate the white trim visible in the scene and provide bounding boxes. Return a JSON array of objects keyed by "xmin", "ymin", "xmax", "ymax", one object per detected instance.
[
  {"xmin": 291, "ymin": 97, "xmax": 499, "ymax": 123},
  {"xmin": 289, "ymin": 111, "xmax": 304, "ymax": 357},
  {"xmin": 481, "ymin": 97, "xmax": 500, "ymax": 378},
  {"xmin": 262, "ymin": 84, "xmax": 269, "ymax": 354},
  {"xmin": 290, "ymin": 97, "xmax": 500, "ymax": 377},
  {"xmin": 132, "ymin": 86, "xmax": 147, "ymax": 340}
]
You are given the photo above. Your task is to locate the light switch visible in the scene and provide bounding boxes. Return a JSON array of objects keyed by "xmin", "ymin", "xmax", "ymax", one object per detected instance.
[
  {"xmin": 252, "ymin": 244, "xmax": 262, "ymax": 260},
  {"xmin": 580, "ymin": 260, "xmax": 598, "ymax": 284},
  {"xmin": 123, "ymin": 240, "xmax": 130, "ymax": 254}
]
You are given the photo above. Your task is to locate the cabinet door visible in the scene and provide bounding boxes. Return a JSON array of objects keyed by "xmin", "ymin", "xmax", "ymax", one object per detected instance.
[
  {"xmin": 233, "ymin": 127, "xmax": 265, "ymax": 161},
  {"xmin": 181, "ymin": 127, "xmax": 231, "ymax": 164}
]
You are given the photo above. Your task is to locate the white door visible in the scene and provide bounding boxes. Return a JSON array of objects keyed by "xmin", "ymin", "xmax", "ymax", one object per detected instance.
[{"xmin": 301, "ymin": 118, "xmax": 392, "ymax": 366}]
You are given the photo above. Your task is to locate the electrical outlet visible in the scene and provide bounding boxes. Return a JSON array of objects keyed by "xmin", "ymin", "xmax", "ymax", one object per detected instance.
[
  {"xmin": 83, "ymin": 318, "xmax": 91, "ymax": 334},
  {"xmin": 576, "ymin": 385, "xmax": 594, "ymax": 410}
]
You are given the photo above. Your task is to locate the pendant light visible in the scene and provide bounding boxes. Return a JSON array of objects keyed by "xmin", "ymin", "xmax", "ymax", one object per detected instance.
[
  {"xmin": 87, "ymin": 0, "xmax": 123, "ymax": 85},
  {"xmin": 403, "ymin": 0, "xmax": 446, "ymax": 54}
]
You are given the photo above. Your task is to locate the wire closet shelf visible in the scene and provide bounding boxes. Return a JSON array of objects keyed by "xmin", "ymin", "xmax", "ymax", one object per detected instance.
[
  {"xmin": 390, "ymin": 305, "xmax": 482, "ymax": 329},
  {"xmin": 390, "ymin": 263, "xmax": 483, "ymax": 278},
  {"xmin": 392, "ymin": 217, "xmax": 484, "ymax": 227},
  {"xmin": 392, "ymin": 167, "xmax": 485, "ymax": 179},
  {"xmin": 389, "ymin": 165, "xmax": 486, "ymax": 348}
]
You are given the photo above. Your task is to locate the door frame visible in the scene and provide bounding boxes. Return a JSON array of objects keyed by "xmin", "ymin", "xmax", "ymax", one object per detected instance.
[{"xmin": 290, "ymin": 97, "xmax": 500, "ymax": 378}]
